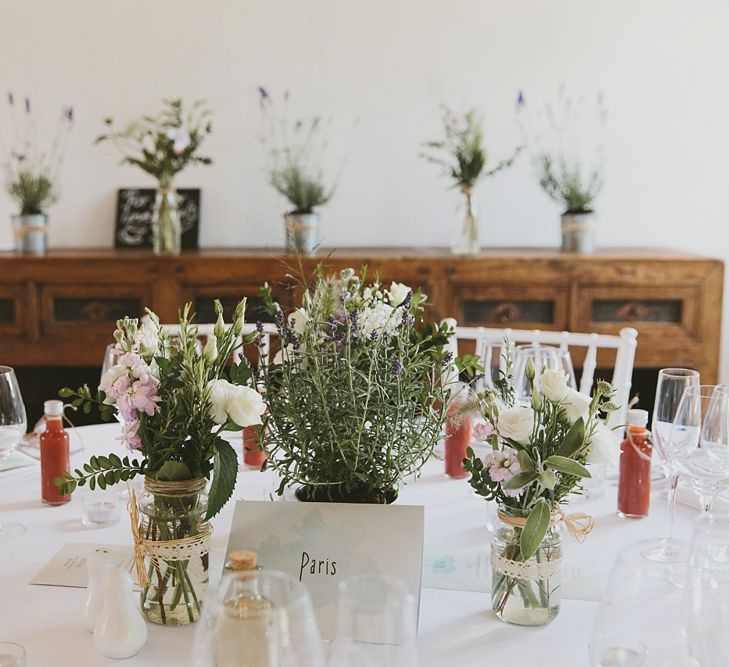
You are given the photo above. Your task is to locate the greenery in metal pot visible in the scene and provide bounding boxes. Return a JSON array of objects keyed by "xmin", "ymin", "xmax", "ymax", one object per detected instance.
[
  {"xmin": 421, "ymin": 106, "xmax": 520, "ymax": 191},
  {"xmin": 4, "ymin": 94, "xmax": 74, "ymax": 214},
  {"xmin": 255, "ymin": 266, "xmax": 456, "ymax": 503}
]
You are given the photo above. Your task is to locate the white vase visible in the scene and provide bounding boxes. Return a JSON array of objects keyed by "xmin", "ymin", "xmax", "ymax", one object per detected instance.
[{"xmin": 94, "ymin": 569, "xmax": 148, "ymax": 659}]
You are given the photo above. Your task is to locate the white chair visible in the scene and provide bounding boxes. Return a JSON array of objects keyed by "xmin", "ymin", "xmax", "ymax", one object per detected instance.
[{"xmin": 441, "ymin": 319, "xmax": 638, "ymax": 427}]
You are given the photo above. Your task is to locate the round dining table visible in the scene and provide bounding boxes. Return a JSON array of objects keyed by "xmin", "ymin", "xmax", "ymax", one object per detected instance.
[{"xmin": 0, "ymin": 423, "xmax": 700, "ymax": 666}]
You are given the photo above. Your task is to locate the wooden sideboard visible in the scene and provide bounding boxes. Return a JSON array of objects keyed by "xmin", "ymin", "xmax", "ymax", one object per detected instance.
[{"xmin": 0, "ymin": 247, "xmax": 723, "ymax": 418}]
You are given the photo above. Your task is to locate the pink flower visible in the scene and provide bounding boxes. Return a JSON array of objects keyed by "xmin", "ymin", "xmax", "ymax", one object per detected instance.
[
  {"xmin": 120, "ymin": 419, "xmax": 142, "ymax": 450},
  {"xmin": 473, "ymin": 420, "xmax": 495, "ymax": 441},
  {"xmin": 484, "ymin": 448, "xmax": 521, "ymax": 483}
]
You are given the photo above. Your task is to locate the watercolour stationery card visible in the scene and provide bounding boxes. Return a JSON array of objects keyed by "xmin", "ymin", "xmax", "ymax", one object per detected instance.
[
  {"xmin": 30, "ymin": 543, "xmax": 135, "ymax": 588},
  {"xmin": 225, "ymin": 500, "xmax": 425, "ymax": 639}
]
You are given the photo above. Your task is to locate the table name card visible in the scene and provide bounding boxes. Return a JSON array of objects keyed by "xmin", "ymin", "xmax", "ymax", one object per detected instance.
[
  {"xmin": 225, "ymin": 500, "xmax": 425, "ymax": 639},
  {"xmin": 30, "ymin": 543, "xmax": 134, "ymax": 588}
]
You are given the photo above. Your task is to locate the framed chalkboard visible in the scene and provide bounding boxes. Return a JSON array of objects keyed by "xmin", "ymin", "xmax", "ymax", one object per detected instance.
[{"xmin": 114, "ymin": 188, "xmax": 201, "ymax": 249}]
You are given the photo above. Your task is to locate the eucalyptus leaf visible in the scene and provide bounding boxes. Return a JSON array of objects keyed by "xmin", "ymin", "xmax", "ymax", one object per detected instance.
[
  {"xmin": 503, "ymin": 471, "xmax": 538, "ymax": 490},
  {"xmin": 556, "ymin": 417, "xmax": 586, "ymax": 457},
  {"xmin": 517, "ymin": 450, "xmax": 535, "ymax": 473},
  {"xmin": 545, "ymin": 455, "xmax": 591, "ymax": 478}
]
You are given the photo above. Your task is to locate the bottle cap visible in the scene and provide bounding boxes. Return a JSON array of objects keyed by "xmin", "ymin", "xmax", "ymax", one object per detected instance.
[
  {"xmin": 228, "ymin": 549, "xmax": 257, "ymax": 571},
  {"xmin": 44, "ymin": 400, "xmax": 64, "ymax": 418},
  {"xmin": 627, "ymin": 409, "xmax": 649, "ymax": 427}
]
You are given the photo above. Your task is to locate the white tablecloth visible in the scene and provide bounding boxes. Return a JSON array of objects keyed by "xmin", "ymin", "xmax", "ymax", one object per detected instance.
[{"xmin": 0, "ymin": 423, "xmax": 700, "ymax": 666}]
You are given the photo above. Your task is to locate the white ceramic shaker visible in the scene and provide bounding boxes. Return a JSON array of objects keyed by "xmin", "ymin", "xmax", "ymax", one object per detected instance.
[{"xmin": 93, "ymin": 569, "xmax": 147, "ymax": 659}]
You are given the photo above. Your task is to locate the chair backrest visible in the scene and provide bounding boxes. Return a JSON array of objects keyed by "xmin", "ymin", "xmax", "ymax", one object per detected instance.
[{"xmin": 441, "ymin": 319, "xmax": 638, "ymax": 427}]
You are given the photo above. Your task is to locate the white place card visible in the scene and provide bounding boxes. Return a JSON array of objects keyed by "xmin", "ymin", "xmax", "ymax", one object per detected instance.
[
  {"xmin": 30, "ymin": 543, "xmax": 135, "ymax": 588},
  {"xmin": 225, "ymin": 500, "xmax": 425, "ymax": 639}
]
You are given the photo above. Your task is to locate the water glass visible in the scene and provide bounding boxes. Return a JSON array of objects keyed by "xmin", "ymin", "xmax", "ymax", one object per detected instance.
[
  {"xmin": 328, "ymin": 574, "xmax": 417, "ymax": 667},
  {"xmin": 0, "ymin": 642, "xmax": 26, "ymax": 666},
  {"xmin": 589, "ymin": 540, "xmax": 690, "ymax": 666},
  {"xmin": 0, "ymin": 367, "xmax": 28, "ymax": 538},
  {"xmin": 685, "ymin": 515, "xmax": 729, "ymax": 665},
  {"xmin": 512, "ymin": 345, "xmax": 576, "ymax": 404},
  {"xmin": 194, "ymin": 569, "xmax": 325, "ymax": 667}
]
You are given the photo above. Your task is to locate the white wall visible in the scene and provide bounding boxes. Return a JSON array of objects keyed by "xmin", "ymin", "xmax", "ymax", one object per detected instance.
[{"xmin": 1, "ymin": 0, "xmax": 728, "ymax": 376}]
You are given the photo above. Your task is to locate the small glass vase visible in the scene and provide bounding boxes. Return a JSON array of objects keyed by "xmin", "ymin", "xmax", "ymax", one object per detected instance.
[
  {"xmin": 138, "ymin": 479, "xmax": 210, "ymax": 626},
  {"xmin": 152, "ymin": 186, "xmax": 182, "ymax": 256},
  {"xmin": 451, "ymin": 188, "xmax": 479, "ymax": 255},
  {"xmin": 491, "ymin": 505, "xmax": 562, "ymax": 626}
]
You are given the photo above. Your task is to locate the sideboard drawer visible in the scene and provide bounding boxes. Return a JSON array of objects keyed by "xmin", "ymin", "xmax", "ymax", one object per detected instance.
[
  {"xmin": 0, "ymin": 283, "xmax": 33, "ymax": 339},
  {"xmin": 452, "ymin": 285, "xmax": 569, "ymax": 329},
  {"xmin": 182, "ymin": 283, "xmax": 291, "ymax": 325}
]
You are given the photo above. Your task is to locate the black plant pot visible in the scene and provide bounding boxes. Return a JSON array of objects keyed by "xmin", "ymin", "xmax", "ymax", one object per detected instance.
[{"xmin": 294, "ymin": 484, "xmax": 398, "ymax": 504}]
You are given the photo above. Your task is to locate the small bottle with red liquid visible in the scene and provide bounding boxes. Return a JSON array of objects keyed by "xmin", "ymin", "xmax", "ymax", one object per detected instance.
[
  {"xmin": 243, "ymin": 425, "xmax": 267, "ymax": 469},
  {"xmin": 617, "ymin": 408, "xmax": 652, "ymax": 519},
  {"xmin": 40, "ymin": 399, "xmax": 71, "ymax": 505},
  {"xmin": 445, "ymin": 385, "xmax": 473, "ymax": 479}
]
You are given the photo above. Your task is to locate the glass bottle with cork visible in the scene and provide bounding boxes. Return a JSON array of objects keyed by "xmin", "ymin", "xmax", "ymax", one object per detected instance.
[
  {"xmin": 617, "ymin": 408, "xmax": 653, "ymax": 518},
  {"xmin": 40, "ymin": 399, "xmax": 71, "ymax": 505}
]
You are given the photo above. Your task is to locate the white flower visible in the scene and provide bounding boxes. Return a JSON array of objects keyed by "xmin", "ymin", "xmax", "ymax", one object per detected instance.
[
  {"xmin": 166, "ymin": 127, "xmax": 191, "ymax": 155},
  {"xmin": 207, "ymin": 379, "xmax": 266, "ymax": 427},
  {"xmin": 388, "ymin": 281, "xmax": 412, "ymax": 306},
  {"xmin": 497, "ymin": 406, "xmax": 535, "ymax": 445},
  {"xmin": 202, "ymin": 335, "xmax": 218, "ymax": 363},
  {"xmin": 359, "ymin": 302, "xmax": 399, "ymax": 339},
  {"xmin": 587, "ymin": 423, "xmax": 619, "ymax": 465},
  {"xmin": 134, "ymin": 322, "xmax": 159, "ymax": 356},
  {"xmin": 289, "ymin": 308, "xmax": 308, "ymax": 336},
  {"xmin": 99, "ymin": 364, "xmax": 126, "ymax": 405},
  {"xmin": 540, "ymin": 369, "xmax": 569, "ymax": 403},
  {"xmin": 563, "ymin": 388, "xmax": 591, "ymax": 422}
]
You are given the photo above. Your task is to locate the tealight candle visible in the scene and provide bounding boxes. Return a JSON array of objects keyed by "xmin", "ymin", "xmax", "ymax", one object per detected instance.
[{"xmin": 82, "ymin": 495, "xmax": 120, "ymax": 528}]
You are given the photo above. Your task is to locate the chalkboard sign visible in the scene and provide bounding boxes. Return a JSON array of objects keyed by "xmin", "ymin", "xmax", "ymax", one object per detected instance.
[{"xmin": 114, "ymin": 188, "xmax": 201, "ymax": 249}]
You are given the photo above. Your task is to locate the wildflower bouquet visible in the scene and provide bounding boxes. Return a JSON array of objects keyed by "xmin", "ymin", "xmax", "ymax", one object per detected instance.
[
  {"xmin": 463, "ymin": 352, "xmax": 617, "ymax": 623},
  {"xmin": 56, "ymin": 300, "xmax": 265, "ymax": 625},
  {"xmin": 256, "ymin": 267, "xmax": 452, "ymax": 503}
]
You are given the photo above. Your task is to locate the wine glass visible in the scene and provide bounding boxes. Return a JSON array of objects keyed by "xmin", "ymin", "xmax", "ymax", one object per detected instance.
[
  {"xmin": 684, "ymin": 515, "xmax": 729, "ymax": 666},
  {"xmin": 588, "ymin": 540, "xmax": 690, "ymax": 666},
  {"xmin": 671, "ymin": 385, "xmax": 729, "ymax": 516},
  {"xmin": 101, "ymin": 343, "xmax": 119, "ymax": 382},
  {"xmin": 650, "ymin": 368, "xmax": 700, "ymax": 562},
  {"xmin": 0, "ymin": 366, "xmax": 27, "ymax": 538},
  {"xmin": 194, "ymin": 569, "xmax": 325, "ymax": 667},
  {"xmin": 0, "ymin": 643, "xmax": 25, "ymax": 666},
  {"xmin": 328, "ymin": 574, "xmax": 417, "ymax": 667},
  {"xmin": 512, "ymin": 345, "xmax": 577, "ymax": 404}
]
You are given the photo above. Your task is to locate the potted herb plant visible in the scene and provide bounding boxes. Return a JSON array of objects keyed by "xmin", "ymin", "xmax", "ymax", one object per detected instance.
[
  {"xmin": 463, "ymin": 351, "xmax": 618, "ymax": 626},
  {"xmin": 56, "ymin": 300, "xmax": 265, "ymax": 625},
  {"xmin": 518, "ymin": 88, "xmax": 605, "ymax": 253},
  {"xmin": 96, "ymin": 98, "xmax": 212, "ymax": 256},
  {"xmin": 422, "ymin": 106, "xmax": 520, "ymax": 255},
  {"xmin": 259, "ymin": 87, "xmax": 345, "ymax": 255},
  {"xmin": 255, "ymin": 267, "xmax": 453, "ymax": 503},
  {"xmin": 5, "ymin": 95, "xmax": 74, "ymax": 255}
]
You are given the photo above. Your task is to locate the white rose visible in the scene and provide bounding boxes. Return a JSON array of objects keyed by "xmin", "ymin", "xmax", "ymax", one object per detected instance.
[
  {"xmin": 225, "ymin": 385, "xmax": 266, "ymax": 428},
  {"xmin": 563, "ymin": 388, "xmax": 591, "ymax": 422},
  {"xmin": 289, "ymin": 308, "xmax": 308, "ymax": 336},
  {"xmin": 540, "ymin": 369, "xmax": 569, "ymax": 403},
  {"xmin": 388, "ymin": 281, "xmax": 412, "ymax": 306},
  {"xmin": 497, "ymin": 406, "xmax": 535, "ymax": 445},
  {"xmin": 587, "ymin": 423, "xmax": 619, "ymax": 465},
  {"xmin": 207, "ymin": 379, "xmax": 231, "ymax": 424}
]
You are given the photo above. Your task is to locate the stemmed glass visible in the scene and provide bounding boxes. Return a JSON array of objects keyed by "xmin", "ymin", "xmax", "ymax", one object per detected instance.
[
  {"xmin": 650, "ymin": 368, "xmax": 700, "ymax": 562},
  {"xmin": 0, "ymin": 643, "xmax": 25, "ymax": 666},
  {"xmin": 512, "ymin": 345, "xmax": 577, "ymax": 404},
  {"xmin": 684, "ymin": 515, "xmax": 729, "ymax": 666},
  {"xmin": 671, "ymin": 384, "xmax": 729, "ymax": 515},
  {"xmin": 588, "ymin": 540, "xmax": 689, "ymax": 666},
  {"xmin": 0, "ymin": 366, "xmax": 28, "ymax": 538},
  {"xmin": 328, "ymin": 574, "xmax": 417, "ymax": 667}
]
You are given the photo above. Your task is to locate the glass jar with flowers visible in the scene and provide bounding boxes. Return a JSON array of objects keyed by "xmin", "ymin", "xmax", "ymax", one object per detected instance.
[
  {"xmin": 255, "ymin": 267, "xmax": 455, "ymax": 503},
  {"xmin": 95, "ymin": 98, "xmax": 213, "ymax": 255},
  {"xmin": 56, "ymin": 300, "xmax": 266, "ymax": 625},
  {"xmin": 462, "ymin": 350, "xmax": 618, "ymax": 626},
  {"xmin": 422, "ymin": 106, "xmax": 520, "ymax": 255}
]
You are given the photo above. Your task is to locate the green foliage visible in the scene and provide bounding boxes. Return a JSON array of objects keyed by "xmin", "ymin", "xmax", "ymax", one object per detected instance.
[
  {"xmin": 96, "ymin": 98, "xmax": 212, "ymax": 186},
  {"xmin": 259, "ymin": 267, "xmax": 453, "ymax": 501},
  {"xmin": 520, "ymin": 499, "xmax": 550, "ymax": 561},
  {"xmin": 537, "ymin": 153, "xmax": 602, "ymax": 214},
  {"xmin": 55, "ymin": 454, "xmax": 145, "ymax": 495},
  {"xmin": 7, "ymin": 170, "xmax": 56, "ymax": 214},
  {"xmin": 271, "ymin": 158, "xmax": 332, "ymax": 214},
  {"xmin": 422, "ymin": 106, "xmax": 521, "ymax": 190}
]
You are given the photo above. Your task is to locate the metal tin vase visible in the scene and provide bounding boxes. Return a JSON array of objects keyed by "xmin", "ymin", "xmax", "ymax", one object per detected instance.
[
  {"xmin": 284, "ymin": 212, "xmax": 320, "ymax": 255},
  {"xmin": 561, "ymin": 212, "xmax": 596, "ymax": 254},
  {"xmin": 12, "ymin": 213, "xmax": 48, "ymax": 255}
]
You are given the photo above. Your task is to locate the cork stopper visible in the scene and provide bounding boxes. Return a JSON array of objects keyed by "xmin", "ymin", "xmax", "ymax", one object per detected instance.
[{"xmin": 228, "ymin": 549, "xmax": 257, "ymax": 571}]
